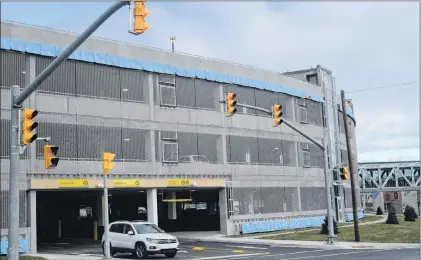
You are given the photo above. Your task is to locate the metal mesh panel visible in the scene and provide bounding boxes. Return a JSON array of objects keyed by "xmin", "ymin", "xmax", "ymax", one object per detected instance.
[
  {"xmin": 35, "ymin": 56, "xmax": 76, "ymax": 95},
  {"xmin": 1, "ymin": 50, "xmax": 27, "ymax": 87},
  {"xmin": 175, "ymin": 76, "xmax": 196, "ymax": 108},
  {"xmin": 0, "ymin": 190, "xmax": 6, "ymax": 228},
  {"xmin": 300, "ymin": 187, "xmax": 327, "ymax": 211},
  {"xmin": 121, "ymin": 127, "xmax": 148, "ymax": 161},
  {"xmin": 278, "ymin": 93, "xmax": 293, "ymax": 119},
  {"xmin": 198, "ymin": 133, "xmax": 220, "ymax": 164},
  {"xmin": 194, "ymin": 79, "xmax": 218, "ymax": 110},
  {"xmin": 120, "ymin": 68, "xmax": 146, "ymax": 102},
  {"xmin": 1, "ymin": 118, "xmax": 28, "ymax": 159},
  {"xmin": 338, "ymin": 112, "xmax": 345, "ymax": 133},
  {"xmin": 156, "ymin": 131, "xmax": 221, "ymax": 164},
  {"xmin": 0, "ymin": 190, "xmax": 27, "ymax": 228},
  {"xmin": 341, "ymin": 149, "xmax": 349, "ymax": 164},
  {"xmin": 76, "ymin": 116, "xmax": 122, "ymax": 160},
  {"xmin": 298, "ymin": 142, "xmax": 323, "ymax": 168},
  {"xmin": 178, "ymin": 132, "xmax": 198, "ymax": 159},
  {"xmin": 36, "ymin": 115, "xmax": 78, "ymax": 159},
  {"xmin": 160, "ymin": 84, "xmax": 176, "ymax": 106},
  {"xmin": 255, "ymin": 89, "xmax": 278, "ymax": 117},
  {"xmin": 231, "ymin": 185, "xmax": 298, "ymax": 215},
  {"xmin": 227, "ymin": 135, "xmax": 259, "ymax": 164},
  {"xmin": 307, "ymin": 100, "xmax": 323, "ymax": 126},
  {"xmin": 76, "ymin": 62, "xmax": 120, "ymax": 100},
  {"xmin": 1, "ymin": 119, "xmax": 11, "ymax": 158},
  {"xmin": 258, "ymin": 138, "xmax": 282, "ymax": 165},
  {"xmin": 281, "ymin": 140, "xmax": 297, "ymax": 166},
  {"xmin": 344, "ymin": 188, "xmax": 353, "ymax": 208}
]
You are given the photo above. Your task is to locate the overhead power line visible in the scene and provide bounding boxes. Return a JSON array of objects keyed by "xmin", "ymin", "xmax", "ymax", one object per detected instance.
[{"xmin": 346, "ymin": 81, "xmax": 419, "ymax": 94}]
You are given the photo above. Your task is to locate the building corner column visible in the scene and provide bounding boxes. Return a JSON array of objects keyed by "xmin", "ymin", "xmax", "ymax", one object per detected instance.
[
  {"xmin": 28, "ymin": 190, "xmax": 37, "ymax": 254},
  {"xmin": 147, "ymin": 188, "xmax": 158, "ymax": 225}
]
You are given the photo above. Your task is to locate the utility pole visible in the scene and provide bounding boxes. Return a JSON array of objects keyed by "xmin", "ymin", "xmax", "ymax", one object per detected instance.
[
  {"xmin": 221, "ymin": 99, "xmax": 337, "ymax": 244},
  {"xmin": 340, "ymin": 90, "xmax": 360, "ymax": 242},
  {"xmin": 7, "ymin": 2, "xmax": 129, "ymax": 259}
]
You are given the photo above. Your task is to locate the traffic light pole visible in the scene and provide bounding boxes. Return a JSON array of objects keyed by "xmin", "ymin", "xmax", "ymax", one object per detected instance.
[
  {"xmin": 103, "ymin": 174, "xmax": 111, "ymax": 259},
  {"xmin": 7, "ymin": 2, "xmax": 129, "ymax": 259},
  {"xmin": 340, "ymin": 90, "xmax": 360, "ymax": 241},
  {"xmin": 8, "ymin": 86, "xmax": 21, "ymax": 259},
  {"xmin": 223, "ymin": 101, "xmax": 336, "ymax": 243}
]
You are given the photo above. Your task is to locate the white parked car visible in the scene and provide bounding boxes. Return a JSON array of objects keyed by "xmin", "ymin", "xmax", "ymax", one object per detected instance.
[{"xmin": 101, "ymin": 220, "xmax": 179, "ymax": 259}]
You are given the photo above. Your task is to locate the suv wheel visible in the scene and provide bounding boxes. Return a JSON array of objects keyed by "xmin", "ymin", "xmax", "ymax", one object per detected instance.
[
  {"xmin": 134, "ymin": 243, "xmax": 147, "ymax": 259},
  {"xmin": 165, "ymin": 251, "xmax": 177, "ymax": 258}
]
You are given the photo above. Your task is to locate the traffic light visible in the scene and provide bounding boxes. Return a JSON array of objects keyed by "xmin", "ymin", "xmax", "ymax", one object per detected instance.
[
  {"xmin": 22, "ymin": 108, "xmax": 38, "ymax": 145},
  {"xmin": 272, "ymin": 104, "xmax": 283, "ymax": 127},
  {"xmin": 103, "ymin": 152, "xmax": 116, "ymax": 176},
  {"xmin": 133, "ymin": 1, "xmax": 150, "ymax": 34},
  {"xmin": 226, "ymin": 93, "xmax": 237, "ymax": 116},
  {"xmin": 340, "ymin": 166, "xmax": 349, "ymax": 180},
  {"xmin": 44, "ymin": 145, "xmax": 59, "ymax": 169}
]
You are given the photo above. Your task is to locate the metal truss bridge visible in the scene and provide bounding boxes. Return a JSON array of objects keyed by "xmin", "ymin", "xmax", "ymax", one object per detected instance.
[{"xmin": 359, "ymin": 161, "xmax": 420, "ymax": 193}]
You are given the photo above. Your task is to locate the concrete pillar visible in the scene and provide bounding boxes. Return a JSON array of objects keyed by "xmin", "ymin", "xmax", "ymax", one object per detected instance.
[
  {"xmin": 218, "ymin": 189, "xmax": 228, "ymax": 235},
  {"xmin": 248, "ymin": 192, "xmax": 254, "ymax": 214},
  {"xmin": 218, "ymin": 85, "xmax": 228, "ymax": 165},
  {"xmin": 296, "ymin": 186, "xmax": 302, "ymax": 212},
  {"xmin": 168, "ymin": 192, "xmax": 177, "ymax": 220},
  {"xmin": 147, "ymin": 189, "xmax": 158, "ymax": 225},
  {"xmin": 28, "ymin": 190, "xmax": 37, "ymax": 254},
  {"xmin": 97, "ymin": 194, "xmax": 104, "ymax": 227},
  {"xmin": 27, "ymin": 56, "xmax": 36, "ymax": 173}
]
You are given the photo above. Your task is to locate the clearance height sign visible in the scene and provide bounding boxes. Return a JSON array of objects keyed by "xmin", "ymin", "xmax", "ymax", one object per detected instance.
[{"xmin": 30, "ymin": 178, "xmax": 225, "ymax": 189}]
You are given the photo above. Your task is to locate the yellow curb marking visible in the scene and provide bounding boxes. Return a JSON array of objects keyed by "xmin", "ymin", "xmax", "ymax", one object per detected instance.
[
  {"xmin": 192, "ymin": 247, "xmax": 206, "ymax": 251},
  {"xmin": 351, "ymin": 246, "xmax": 374, "ymax": 248},
  {"xmin": 232, "ymin": 250, "xmax": 245, "ymax": 253}
]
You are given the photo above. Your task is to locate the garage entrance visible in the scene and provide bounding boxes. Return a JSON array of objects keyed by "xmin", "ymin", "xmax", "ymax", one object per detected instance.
[
  {"xmin": 157, "ymin": 188, "xmax": 220, "ymax": 232},
  {"xmin": 36, "ymin": 189, "xmax": 147, "ymax": 244}
]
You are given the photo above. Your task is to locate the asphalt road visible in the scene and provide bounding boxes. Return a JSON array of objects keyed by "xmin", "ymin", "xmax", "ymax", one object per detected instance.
[{"xmin": 38, "ymin": 239, "xmax": 420, "ymax": 260}]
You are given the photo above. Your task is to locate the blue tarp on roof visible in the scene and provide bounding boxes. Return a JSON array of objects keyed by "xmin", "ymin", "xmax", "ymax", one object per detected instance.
[{"xmin": 0, "ymin": 37, "xmax": 355, "ymax": 120}]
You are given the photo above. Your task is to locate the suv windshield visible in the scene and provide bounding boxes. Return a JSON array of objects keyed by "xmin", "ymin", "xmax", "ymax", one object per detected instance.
[{"xmin": 133, "ymin": 223, "xmax": 164, "ymax": 234}]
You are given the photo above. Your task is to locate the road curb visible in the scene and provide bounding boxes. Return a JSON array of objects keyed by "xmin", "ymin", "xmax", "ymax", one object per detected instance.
[{"xmin": 181, "ymin": 237, "xmax": 420, "ymax": 250}]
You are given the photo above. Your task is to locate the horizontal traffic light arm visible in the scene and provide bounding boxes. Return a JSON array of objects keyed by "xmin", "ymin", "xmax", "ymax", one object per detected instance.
[{"xmin": 218, "ymin": 100, "xmax": 325, "ymax": 150}]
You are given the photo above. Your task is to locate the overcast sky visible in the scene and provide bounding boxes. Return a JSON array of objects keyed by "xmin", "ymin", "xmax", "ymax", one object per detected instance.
[{"xmin": 1, "ymin": 1, "xmax": 419, "ymax": 163}]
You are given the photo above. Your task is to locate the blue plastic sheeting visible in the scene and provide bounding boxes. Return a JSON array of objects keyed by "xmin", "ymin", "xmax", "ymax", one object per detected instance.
[
  {"xmin": 1, "ymin": 37, "xmax": 356, "ymax": 121},
  {"xmin": 346, "ymin": 211, "xmax": 365, "ymax": 222},
  {"xmin": 241, "ymin": 216, "xmax": 326, "ymax": 234},
  {"xmin": 0, "ymin": 239, "xmax": 28, "ymax": 255}
]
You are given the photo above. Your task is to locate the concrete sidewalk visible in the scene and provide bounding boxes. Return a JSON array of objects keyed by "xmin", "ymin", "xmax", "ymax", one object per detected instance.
[
  {"xmin": 26, "ymin": 254, "xmax": 104, "ymax": 260},
  {"xmin": 171, "ymin": 231, "xmax": 420, "ymax": 250}
]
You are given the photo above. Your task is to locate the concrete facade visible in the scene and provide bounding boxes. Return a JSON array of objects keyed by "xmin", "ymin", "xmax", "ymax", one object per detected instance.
[{"xmin": 0, "ymin": 21, "xmax": 359, "ymax": 253}]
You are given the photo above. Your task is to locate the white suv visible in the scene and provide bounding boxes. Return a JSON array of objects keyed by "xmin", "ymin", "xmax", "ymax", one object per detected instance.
[{"xmin": 101, "ymin": 220, "xmax": 179, "ymax": 259}]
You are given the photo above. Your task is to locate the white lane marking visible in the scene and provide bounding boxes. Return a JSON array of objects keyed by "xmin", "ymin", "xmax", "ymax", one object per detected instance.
[
  {"xmin": 190, "ymin": 252, "xmax": 267, "ymax": 260},
  {"xmin": 178, "ymin": 250, "xmax": 189, "ymax": 253},
  {"xmin": 226, "ymin": 245, "xmax": 268, "ymax": 250},
  {"xmin": 277, "ymin": 249, "xmax": 387, "ymax": 260}
]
